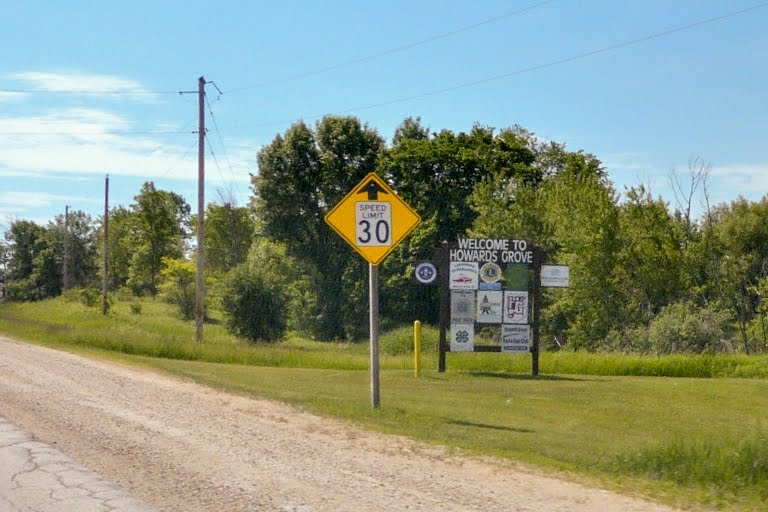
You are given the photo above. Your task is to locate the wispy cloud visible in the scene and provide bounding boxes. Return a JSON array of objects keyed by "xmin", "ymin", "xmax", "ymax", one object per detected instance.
[
  {"xmin": 0, "ymin": 190, "xmax": 102, "ymax": 232},
  {"xmin": 0, "ymin": 107, "xmax": 131, "ymax": 135},
  {"xmin": 0, "ymin": 191, "xmax": 100, "ymax": 210},
  {"xmin": 0, "ymin": 91, "xmax": 28, "ymax": 102},
  {"xmin": 709, "ymin": 163, "xmax": 768, "ymax": 200},
  {"xmin": 602, "ymin": 152, "xmax": 659, "ymax": 175},
  {"xmin": 600, "ymin": 154, "xmax": 768, "ymax": 211},
  {"xmin": 711, "ymin": 163, "xmax": 768, "ymax": 185},
  {"xmin": 7, "ymin": 71, "xmax": 160, "ymax": 100},
  {"xmin": 0, "ymin": 108, "xmax": 254, "ymax": 183},
  {"xmin": 1, "ymin": 70, "xmax": 253, "ymax": 226},
  {"xmin": 602, "ymin": 151, "xmax": 669, "ymax": 198}
]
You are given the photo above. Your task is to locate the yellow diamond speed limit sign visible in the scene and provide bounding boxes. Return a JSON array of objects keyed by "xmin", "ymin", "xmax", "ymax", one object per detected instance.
[{"xmin": 325, "ymin": 172, "xmax": 421, "ymax": 266}]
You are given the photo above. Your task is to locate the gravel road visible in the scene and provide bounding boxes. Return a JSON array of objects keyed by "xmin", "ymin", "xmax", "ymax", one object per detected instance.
[{"xmin": 0, "ymin": 336, "xmax": 682, "ymax": 511}]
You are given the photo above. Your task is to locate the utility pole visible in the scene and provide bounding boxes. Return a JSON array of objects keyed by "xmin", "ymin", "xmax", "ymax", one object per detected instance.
[
  {"xmin": 63, "ymin": 205, "xmax": 70, "ymax": 291},
  {"xmin": 196, "ymin": 76, "xmax": 206, "ymax": 343},
  {"xmin": 102, "ymin": 175, "xmax": 109, "ymax": 315}
]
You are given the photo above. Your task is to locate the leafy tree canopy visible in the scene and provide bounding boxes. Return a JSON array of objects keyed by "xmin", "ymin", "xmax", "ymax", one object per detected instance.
[{"xmin": 253, "ymin": 116, "xmax": 384, "ymax": 340}]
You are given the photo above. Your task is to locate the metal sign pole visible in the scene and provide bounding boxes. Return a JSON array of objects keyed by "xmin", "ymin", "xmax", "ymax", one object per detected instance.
[
  {"xmin": 436, "ymin": 245, "xmax": 449, "ymax": 373},
  {"xmin": 369, "ymin": 263, "xmax": 381, "ymax": 408},
  {"xmin": 532, "ymin": 247, "xmax": 543, "ymax": 376}
]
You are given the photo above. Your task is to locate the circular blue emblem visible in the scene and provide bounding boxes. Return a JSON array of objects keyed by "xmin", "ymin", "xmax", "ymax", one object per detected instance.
[{"xmin": 414, "ymin": 262, "xmax": 437, "ymax": 284}]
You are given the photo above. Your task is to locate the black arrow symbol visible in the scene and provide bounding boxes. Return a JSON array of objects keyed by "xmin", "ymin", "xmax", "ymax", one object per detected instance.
[{"xmin": 357, "ymin": 179, "xmax": 389, "ymax": 200}]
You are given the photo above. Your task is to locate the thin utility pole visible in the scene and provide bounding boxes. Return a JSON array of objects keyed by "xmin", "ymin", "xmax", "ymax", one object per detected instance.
[
  {"xmin": 195, "ymin": 76, "xmax": 206, "ymax": 343},
  {"xmin": 102, "ymin": 175, "xmax": 109, "ymax": 315},
  {"xmin": 63, "ymin": 205, "xmax": 70, "ymax": 291}
]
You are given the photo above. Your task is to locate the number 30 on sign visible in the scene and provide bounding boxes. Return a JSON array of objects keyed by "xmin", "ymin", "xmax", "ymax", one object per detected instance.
[{"xmin": 356, "ymin": 202, "xmax": 391, "ymax": 246}]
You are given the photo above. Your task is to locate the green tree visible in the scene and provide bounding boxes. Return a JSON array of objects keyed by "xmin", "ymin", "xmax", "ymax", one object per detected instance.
[
  {"xmin": 615, "ymin": 186, "xmax": 684, "ymax": 326},
  {"xmin": 30, "ymin": 247, "xmax": 60, "ymax": 299},
  {"xmin": 379, "ymin": 121, "xmax": 538, "ymax": 325},
  {"xmin": 98, "ymin": 206, "xmax": 135, "ymax": 290},
  {"xmin": 48, "ymin": 210, "xmax": 99, "ymax": 289},
  {"xmin": 127, "ymin": 182, "xmax": 191, "ymax": 296},
  {"xmin": 694, "ymin": 197, "xmax": 768, "ymax": 353},
  {"xmin": 158, "ymin": 257, "xmax": 196, "ymax": 320},
  {"xmin": 4, "ymin": 220, "xmax": 46, "ymax": 284},
  {"xmin": 749, "ymin": 275, "xmax": 768, "ymax": 351},
  {"xmin": 391, "ymin": 116, "xmax": 429, "ymax": 145},
  {"xmin": 3, "ymin": 220, "xmax": 55, "ymax": 300},
  {"xmin": 470, "ymin": 143, "xmax": 617, "ymax": 349},
  {"xmin": 243, "ymin": 239, "xmax": 318, "ymax": 335},
  {"xmin": 253, "ymin": 116, "xmax": 384, "ymax": 340},
  {"xmin": 470, "ymin": 173, "xmax": 547, "ymax": 246},
  {"xmin": 381, "ymin": 122, "xmax": 537, "ymax": 246},
  {"xmin": 203, "ymin": 202, "xmax": 254, "ymax": 274},
  {"xmin": 4, "ymin": 213, "xmax": 99, "ymax": 301},
  {"xmin": 0, "ymin": 240, "xmax": 8, "ymax": 299},
  {"xmin": 220, "ymin": 263, "xmax": 286, "ymax": 343},
  {"xmin": 539, "ymin": 157, "xmax": 621, "ymax": 350}
]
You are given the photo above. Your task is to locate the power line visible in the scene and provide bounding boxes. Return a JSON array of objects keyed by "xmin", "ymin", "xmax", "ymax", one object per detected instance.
[
  {"xmin": 204, "ymin": 92, "xmax": 242, "ymax": 197},
  {"xmin": 204, "ymin": 133, "xmax": 227, "ymax": 190},
  {"xmin": 203, "ymin": 96, "xmax": 228, "ymax": 190},
  {"xmin": 251, "ymin": 1, "xmax": 768, "ymax": 128},
  {"xmin": 0, "ymin": 87, "xmax": 188, "ymax": 95},
  {"xmin": 224, "ymin": 0, "xmax": 556, "ymax": 94},
  {"xmin": 203, "ymin": 101, "xmax": 238, "ymax": 196},
  {"xmin": 0, "ymin": 130, "xmax": 195, "ymax": 136}
]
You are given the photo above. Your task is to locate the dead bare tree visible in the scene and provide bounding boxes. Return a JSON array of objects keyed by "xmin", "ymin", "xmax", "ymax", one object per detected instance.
[{"xmin": 668, "ymin": 156, "xmax": 712, "ymax": 234}]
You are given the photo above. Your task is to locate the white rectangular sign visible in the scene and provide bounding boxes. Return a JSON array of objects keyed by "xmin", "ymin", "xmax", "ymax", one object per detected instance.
[
  {"xmin": 450, "ymin": 324, "xmax": 475, "ymax": 352},
  {"xmin": 476, "ymin": 290, "xmax": 503, "ymax": 323},
  {"xmin": 501, "ymin": 324, "xmax": 530, "ymax": 353},
  {"xmin": 449, "ymin": 261, "xmax": 479, "ymax": 290},
  {"xmin": 503, "ymin": 291, "xmax": 528, "ymax": 324},
  {"xmin": 355, "ymin": 202, "xmax": 392, "ymax": 246},
  {"xmin": 541, "ymin": 265, "xmax": 570, "ymax": 288},
  {"xmin": 451, "ymin": 290, "xmax": 475, "ymax": 324}
]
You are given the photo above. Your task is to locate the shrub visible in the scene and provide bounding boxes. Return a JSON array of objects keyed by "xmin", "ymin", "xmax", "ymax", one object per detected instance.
[
  {"xmin": 60, "ymin": 287, "xmax": 101, "ymax": 308},
  {"xmin": 158, "ymin": 258, "xmax": 196, "ymax": 320},
  {"xmin": 648, "ymin": 302, "xmax": 732, "ymax": 354},
  {"xmin": 220, "ymin": 264, "xmax": 286, "ymax": 343},
  {"xmin": 246, "ymin": 240, "xmax": 319, "ymax": 337},
  {"xmin": 379, "ymin": 323, "xmax": 439, "ymax": 356},
  {"xmin": 6, "ymin": 278, "xmax": 45, "ymax": 302},
  {"xmin": 79, "ymin": 287, "xmax": 101, "ymax": 307},
  {"xmin": 601, "ymin": 326, "xmax": 652, "ymax": 353},
  {"xmin": 114, "ymin": 287, "xmax": 135, "ymax": 302},
  {"xmin": 61, "ymin": 288, "xmax": 82, "ymax": 303}
]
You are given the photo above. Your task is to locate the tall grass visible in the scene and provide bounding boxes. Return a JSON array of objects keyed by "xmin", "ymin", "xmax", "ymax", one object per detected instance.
[
  {"xmin": 0, "ymin": 298, "xmax": 370, "ymax": 370},
  {"xmin": 535, "ymin": 351, "xmax": 768, "ymax": 378},
  {"xmin": 615, "ymin": 431, "xmax": 768, "ymax": 503},
  {"xmin": 2, "ymin": 296, "xmax": 768, "ymax": 378}
]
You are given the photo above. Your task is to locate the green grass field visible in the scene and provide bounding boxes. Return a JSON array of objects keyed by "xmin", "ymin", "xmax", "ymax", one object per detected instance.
[{"xmin": 1, "ymin": 296, "xmax": 767, "ymax": 511}]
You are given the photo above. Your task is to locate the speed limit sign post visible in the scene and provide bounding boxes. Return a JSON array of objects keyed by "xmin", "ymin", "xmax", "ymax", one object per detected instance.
[{"xmin": 325, "ymin": 173, "xmax": 421, "ymax": 409}]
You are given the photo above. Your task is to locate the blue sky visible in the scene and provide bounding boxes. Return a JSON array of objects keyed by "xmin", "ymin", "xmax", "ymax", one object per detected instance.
[{"xmin": 1, "ymin": 0, "xmax": 767, "ymax": 232}]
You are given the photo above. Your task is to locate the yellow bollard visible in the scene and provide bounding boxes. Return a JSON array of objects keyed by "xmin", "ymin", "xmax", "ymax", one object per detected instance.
[{"xmin": 414, "ymin": 320, "xmax": 422, "ymax": 378}]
